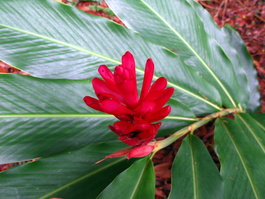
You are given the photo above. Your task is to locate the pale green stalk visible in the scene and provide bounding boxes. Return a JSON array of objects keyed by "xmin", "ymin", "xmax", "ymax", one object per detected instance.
[{"xmin": 153, "ymin": 108, "xmax": 243, "ymax": 153}]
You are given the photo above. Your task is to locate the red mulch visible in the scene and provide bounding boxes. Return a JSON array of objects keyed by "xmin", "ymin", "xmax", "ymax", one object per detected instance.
[{"xmin": 0, "ymin": 1, "xmax": 264, "ymax": 198}]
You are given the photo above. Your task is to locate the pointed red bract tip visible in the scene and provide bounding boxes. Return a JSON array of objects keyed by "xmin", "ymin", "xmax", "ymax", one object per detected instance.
[
  {"xmin": 140, "ymin": 58, "xmax": 154, "ymax": 100},
  {"xmin": 114, "ymin": 54, "xmax": 138, "ymax": 106},
  {"xmin": 98, "ymin": 65, "xmax": 115, "ymax": 84},
  {"xmin": 94, "ymin": 143, "xmax": 155, "ymax": 164},
  {"xmin": 94, "ymin": 147, "xmax": 133, "ymax": 164},
  {"xmin": 145, "ymin": 106, "xmax": 172, "ymax": 123},
  {"xmin": 83, "ymin": 96, "xmax": 102, "ymax": 112},
  {"xmin": 122, "ymin": 51, "xmax": 135, "ymax": 72},
  {"xmin": 150, "ymin": 77, "xmax": 167, "ymax": 93}
]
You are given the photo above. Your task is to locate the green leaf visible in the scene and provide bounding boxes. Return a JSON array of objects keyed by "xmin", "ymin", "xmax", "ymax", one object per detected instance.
[
  {"xmin": 169, "ymin": 134, "xmax": 223, "ymax": 199},
  {"xmin": 222, "ymin": 24, "xmax": 260, "ymax": 112},
  {"xmin": 0, "ymin": 0, "xmax": 222, "ymax": 114},
  {"xmin": 0, "ymin": 74, "xmax": 196, "ymax": 163},
  {"xmin": 215, "ymin": 114, "xmax": 265, "ymax": 199},
  {"xmin": 184, "ymin": 0, "xmax": 251, "ymax": 110},
  {"xmin": 97, "ymin": 156, "xmax": 155, "ymax": 199},
  {"xmin": 0, "ymin": 74, "xmax": 117, "ymax": 163},
  {"xmin": 106, "ymin": 0, "xmax": 249, "ymax": 109},
  {"xmin": 0, "ymin": 141, "xmax": 135, "ymax": 199}
]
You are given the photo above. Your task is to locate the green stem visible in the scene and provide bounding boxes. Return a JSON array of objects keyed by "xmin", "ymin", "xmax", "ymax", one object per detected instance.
[{"xmin": 153, "ymin": 108, "xmax": 242, "ymax": 153}]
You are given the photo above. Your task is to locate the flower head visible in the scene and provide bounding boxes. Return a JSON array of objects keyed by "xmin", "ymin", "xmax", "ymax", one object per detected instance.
[{"xmin": 84, "ymin": 51, "xmax": 174, "ymax": 160}]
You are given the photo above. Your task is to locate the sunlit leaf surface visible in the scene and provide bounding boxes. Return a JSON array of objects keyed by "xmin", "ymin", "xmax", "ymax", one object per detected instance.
[
  {"xmin": 0, "ymin": 0, "xmax": 223, "ymax": 115},
  {"xmin": 106, "ymin": 0, "xmax": 251, "ymax": 110}
]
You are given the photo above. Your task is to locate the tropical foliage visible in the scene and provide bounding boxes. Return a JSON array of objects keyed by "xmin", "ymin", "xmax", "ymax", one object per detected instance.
[{"xmin": 0, "ymin": 0, "xmax": 264, "ymax": 198}]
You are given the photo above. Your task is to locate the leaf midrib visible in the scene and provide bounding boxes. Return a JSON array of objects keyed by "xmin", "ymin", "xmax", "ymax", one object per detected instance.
[
  {"xmin": 130, "ymin": 159, "xmax": 151, "ymax": 199},
  {"xmin": 137, "ymin": 68, "xmax": 222, "ymax": 110},
  {"xmin": 0, "ymin": 23, "xmax": 121, "ymax": 65},
  {"xmin": 237, "ymin": 114, "xmax": 265, "ymax": 153},
  {"xmin": 189, "ymin": 136, "xmax": 198, "ymax": 199},
  {"xmin": 0, "ymin": 114, "xmax": 114, "ymax": 118},
  {"xmin": 138, "ymin": 0, "xmax": 237, "ymax": 108},
  {"xmin": 39, "ymin": 158, "xmax": 126, "ymax": 199},
  {"xmin": 1, "ymin": 22, "xmax": 222, "ymax": 111},
  {"xmin": 0, "ymin": 114, "xmax": 198, "ymax": 122},
  {"xmin": 220, "ymin": 119, "xmax": 260, "ymax": 199}
]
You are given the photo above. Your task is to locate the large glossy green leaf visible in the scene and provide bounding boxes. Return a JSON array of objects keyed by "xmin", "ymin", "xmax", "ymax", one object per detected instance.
[
  {"xmin": 0, "ymin": 141, "xmax": 135, "ymax": 199},
  {"xmin": 106, "ymin": 0, "xmax": 249, "ymax": 110},
  {"xmin": 215, "ymin": 114, "xmax": 265, "ymax": 199},
  {"xmin": 0, "ymin": 0, "xmax": 222, "ymax": 114},
  {"xmin": 0, "ymin": 74, "xmax": 195, "ymax": 163},
  {"xmin": 185, "ymin": 0, "xmax": 251, "ymax": 108},
  {"xmin": 169, "ymin": 134, "xmax": 223, "ymax": 199},
  {"xmin": 0, "ymin": 74, "xmax": 116, "ymax": 163},
  {"xmin": 97, "ymin": 156, "xmax": 155, "ymax": 199},
  {"xmin": 222, "ymin": 24, "xmax": 260, "ymax": 112}
]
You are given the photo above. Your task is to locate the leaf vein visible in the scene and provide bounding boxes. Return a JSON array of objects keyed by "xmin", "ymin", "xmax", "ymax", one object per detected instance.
[
  {"xmin": 138, "ymin": 0, "xmax": 236, "ymax": 108},
  {"xmin": 220, "ymin": 119, "xmax": 260, "ymax": 198}
]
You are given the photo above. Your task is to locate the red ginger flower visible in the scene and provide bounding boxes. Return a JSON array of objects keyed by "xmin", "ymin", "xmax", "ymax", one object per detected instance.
[{"xmin": 84, "ymin": 52, "xmax": 174, "ymax": 160}]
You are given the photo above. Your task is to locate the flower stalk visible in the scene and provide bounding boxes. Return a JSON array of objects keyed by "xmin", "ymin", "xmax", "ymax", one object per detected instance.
[{"xmin": 153, "ymin": 108, "xmax": 243, "ymax": 153}]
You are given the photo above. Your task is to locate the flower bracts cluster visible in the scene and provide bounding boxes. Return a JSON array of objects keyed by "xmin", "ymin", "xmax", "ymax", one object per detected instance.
[{"xmin": 84, "ymin": 52, "xmax": 174, "ymax": 159}]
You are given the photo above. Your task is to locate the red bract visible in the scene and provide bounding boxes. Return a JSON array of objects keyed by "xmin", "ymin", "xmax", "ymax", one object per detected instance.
[
  {"xmin": 84, "ymin": 51, "xmax": 174, "ymax": 160},
  {"xmin": 109, "ymin": 117, "xmax": 161, "ymax": 146}
]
